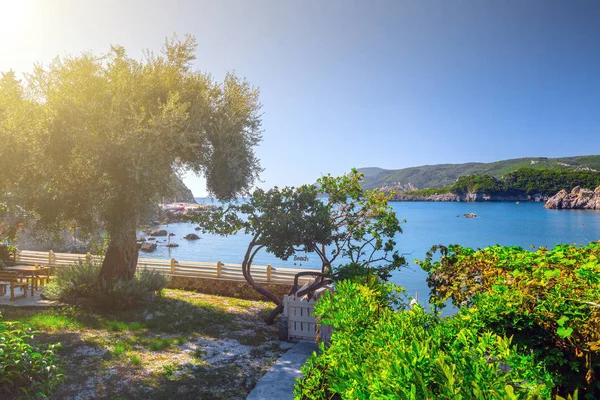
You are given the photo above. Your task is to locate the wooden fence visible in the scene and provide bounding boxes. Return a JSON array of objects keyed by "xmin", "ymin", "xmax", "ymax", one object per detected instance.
[
  {"xmin": 15, "ymin": 250, "xmax": 313, "ymax": 285},
  {"xmin": 283, "ymin": 294, "xmax": 333, "ymax": 343}
]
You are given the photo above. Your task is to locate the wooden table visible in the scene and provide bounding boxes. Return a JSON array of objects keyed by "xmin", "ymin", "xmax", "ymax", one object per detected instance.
[{"xmin": 6, "ymin": 265, "xmax": 52, "ymax": 296}]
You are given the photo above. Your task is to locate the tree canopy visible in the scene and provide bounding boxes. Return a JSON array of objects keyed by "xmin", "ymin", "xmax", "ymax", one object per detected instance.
[
  {"xmin": 0, "ymin": 35, "xmax": 263, "ymax": 280},
  {"xmin": 194, "ymin": 169, "xmax": 407, "ymax": 322}
]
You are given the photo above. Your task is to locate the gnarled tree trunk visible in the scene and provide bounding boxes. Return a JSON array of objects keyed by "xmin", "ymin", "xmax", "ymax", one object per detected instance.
[
  {"xmin": 242, "ymin": 239, "xmax": 282, "ymax": 305},
  {"xmin": 99, "ymin": 212, "xmax": 138, "ymax": 281}
]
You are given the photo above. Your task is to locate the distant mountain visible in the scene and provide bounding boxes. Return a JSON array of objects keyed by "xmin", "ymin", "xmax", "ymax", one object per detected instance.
[{"xmin": 358, "ymin": 155, "xmax": 600, "ymax": 191}]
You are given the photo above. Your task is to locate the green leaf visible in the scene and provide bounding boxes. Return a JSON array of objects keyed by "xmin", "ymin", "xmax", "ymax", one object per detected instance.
[{"xmin": 557, "ymin": 326, "xmax": 573, "ymax": 338}]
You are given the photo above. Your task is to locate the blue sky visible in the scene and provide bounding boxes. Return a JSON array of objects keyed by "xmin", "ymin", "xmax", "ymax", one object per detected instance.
[{"xmin": 1, "ymin": 0, "xmax": 599, "ymax": 196}]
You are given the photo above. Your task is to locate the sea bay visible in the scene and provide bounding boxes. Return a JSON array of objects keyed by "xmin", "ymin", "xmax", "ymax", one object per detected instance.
[{"xmin": 142, "ymin": 199, "xmax": 600, "ymax": 304}]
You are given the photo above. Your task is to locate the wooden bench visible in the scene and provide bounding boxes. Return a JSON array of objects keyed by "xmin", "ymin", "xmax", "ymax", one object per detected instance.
[{"xmin": 0, "ymin": 270, "xmax": 29, "ymax": 300}]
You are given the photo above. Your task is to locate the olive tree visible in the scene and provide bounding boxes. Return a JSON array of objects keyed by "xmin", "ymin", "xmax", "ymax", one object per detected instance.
[{"xmin": 0, "ymin": 35, "xmax": 262, "ymax": 281}]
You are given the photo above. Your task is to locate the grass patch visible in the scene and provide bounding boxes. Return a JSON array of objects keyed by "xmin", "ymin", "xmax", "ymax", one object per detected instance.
[
  {"xmin": 26, "ymin": 313, "xmax": 79, "ymax": 330},
  {"xmin": 149, "ymin": 338, "xmax": 173, "ymax": 351},
  {"xmin": 107, "ymin": 320, "xmax": 129, "ymax": 332},
  {"xmin": 161, "ymin": 363, "xmax": 178, "ymax": 380},
  {"xmin": 130, "ymin": 354, "xmax": 141, "ymax": 366},
  {"xmin": 113, "ymin": 344, "xmax": 127, "ymax": 357}
]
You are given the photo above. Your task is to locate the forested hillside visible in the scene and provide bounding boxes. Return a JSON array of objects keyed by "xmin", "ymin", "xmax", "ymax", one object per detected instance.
[{"xmin": 359, "ymin": 155, "xmax": 600, "ymax": 190}]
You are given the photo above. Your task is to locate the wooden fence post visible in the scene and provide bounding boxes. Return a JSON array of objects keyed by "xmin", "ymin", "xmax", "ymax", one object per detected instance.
[
  {"xmin": 48, "ymin": 250, "xmax": 55, "ymax": 265},
  {"xmin": 216, "ymin": 261, "xmax": 223, "ymax": 278},
  {"xmin": 170, "ymin": 258, "xmax": 176, "ymax": 274},
  {"xmin": 279, "ymin": 294, "xmax": 289, "ymax": 341},
  {"xmin": 267, "ymin": 264, "xmax": 272, "ymax": 282},
  {"xmin": 86, "ymin": 252, "xmax": 92, "ymax": 264}
]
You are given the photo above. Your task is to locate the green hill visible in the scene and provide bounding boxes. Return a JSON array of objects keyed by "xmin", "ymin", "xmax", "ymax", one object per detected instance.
[{"xmin": 358, "ymin": 155, "xmax": 600, "ymax": 190}]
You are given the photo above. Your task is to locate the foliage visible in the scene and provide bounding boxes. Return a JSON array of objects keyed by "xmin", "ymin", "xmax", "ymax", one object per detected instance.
[
  {"xmin": 192, "ymin": 184, "xmax": 331, "ymax": 305},
  {"xmin": 43, "ymin": 262, "xmax": 167, "ymax": 310},
  {"xmin": 0, "ymin": 34, "xmax": 263, "ymax": 280},
  {"xmin": 359, "ymin": 155, "xmax": 600, "ymax": 191},
  {"xmin": 502, "ymin": 168, "xmax": 600, "ymax": 196},
  {"xmin": 395, "ymin": 168, "xmax": 600, "ymax": 198},
  {"xmin": 0, "ymin": 244, "xmax": 16, "ymax": 263},
  {"xmin": 317, "ymin": 169, "xmax": 406, "ymax": 277},
  {"xmin": 0, "ymin": 313, "xmax": 62, "ymax": 398},
  {"xmin": 398, "ymin": 186, "xmax": 452, "ymax": 196},
  {"xmin": 192, "ymin": 170, "xmax": 406, "ymax": 308},
  {"xmin": 417, "ymin": 242, "xmax": 600, "ymax": 397},
  {"xmin": 450, "ymin": 169, "xmax": 600, "ymax": 196},
  {"xmin": 451, "ymin": 174, "xmax": 507, "ymax": 195},
  {"xmin": 295, "ymin": 280, "xmax": 554, "ymax": 399}
]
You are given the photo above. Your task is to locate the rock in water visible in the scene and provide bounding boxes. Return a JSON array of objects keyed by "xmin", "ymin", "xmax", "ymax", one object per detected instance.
[
  {"xmin": 545, "ymin": 186, "xmax": 600, "ymax": 210},
  {"xmin": 140, "ymin": 242, "xmax": 158, "ymax": 252},
  {"xmin": 166, "ymin": 243, "xmax": 179, "ymax": 248},
  {"xmin": 184, "ymin": 233, "xmax": 200, "ymax": 240},
  {"xmin": 150, "ymin": 230, "xmax": 168, "ymax": 237},
  {"xmin": 194, "ymin": 226, "xmax": 201, "ymax": 231}
]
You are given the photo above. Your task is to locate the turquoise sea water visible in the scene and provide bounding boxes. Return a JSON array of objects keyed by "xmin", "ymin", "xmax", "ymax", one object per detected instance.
[{"xmin": 142, "ymin": 199, "xmax": 600, "ymax": 305}]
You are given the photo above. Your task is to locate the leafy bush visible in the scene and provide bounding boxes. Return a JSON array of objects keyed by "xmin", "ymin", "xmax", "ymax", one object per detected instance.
[
  {"xmin": 0, "ymin": 313, "xmax": 62, "ymax": 398},
  {"xmin": 295, "ymin": 280, "xmax": 553, "ymax": 399},
  {"xmin": 418, "ymin": 242, "xmax": 600, "ymax": 397},
  {"xmin": 0, "ymin": 243, "xmax": 16, "ymax": 263},
  {"xmin": 43, "ymin": 263, "xmax": 168, "ymax": 310},
  {"xmin": 42, "ymin": 262, "xmax": 99, "ymax": 300}
]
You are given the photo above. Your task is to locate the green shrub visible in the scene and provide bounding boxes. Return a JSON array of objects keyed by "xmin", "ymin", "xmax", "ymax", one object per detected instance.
[
  {"xmin": 42, "ymin": 263, "xmax": 99, "ymax": 300},
  {"xmin": 0, "ymin": 313, "xmax": 62, "ymax": 398},
  {"xmin": 43, "ymin": 262, "xmax": 168, "ymax": 311},
  {"xmin": 418, "ymin": 243, "xmax": 600, "ymax": 397},
  {"xmin": 295, "ymin": 280, "xmax": 554, "ymax": 400},
  {"xmin": 0, "ymin": 243, "xmax": 16, "ymax": 263}
]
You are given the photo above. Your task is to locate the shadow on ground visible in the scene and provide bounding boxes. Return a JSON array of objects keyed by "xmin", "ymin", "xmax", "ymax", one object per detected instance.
[{"xmin": 0, "ymin": 289, "xmax": 284, "ymax": 400}]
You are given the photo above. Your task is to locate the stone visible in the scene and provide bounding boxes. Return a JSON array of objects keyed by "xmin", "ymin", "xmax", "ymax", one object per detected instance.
[
  {"xmin": 140, "ymin": 242, "xmax": 158, "ymax": 252},
  {"xmin": 147, "ymin": 237, "xmax": 156, "ymax": 241},
  {"xmin": 166, "ymin": 243, "xmax": 179, "ymax": 248},
  {"xmin": 136, "ymin": 237, "xmax": 146, "ymax": 242},
  {"xmin": 150, "ymin": 229, "xmax": 168, "ymax": 237},
  {"xmin": 168, "ymin": 233, "xmax": 175, "ymax": 236},
  {"xmin": 194, "ymin": 226, "xmax": 202, "ymax": 231},
  {"xmin": 184, "ymin": 233, "xmax": 200, "ymax": 240},
  {"xmin": 545, "ymin": 186, "xmax": 600, "ymax": 210}
]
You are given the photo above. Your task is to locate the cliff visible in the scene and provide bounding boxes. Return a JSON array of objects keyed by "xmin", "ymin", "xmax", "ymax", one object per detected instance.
[
  {"xmin": 545, "ymin": 186, "xmax": 600, "ymax": 210},
  {"xmin": 167, "ymin": 176, "xmax": 197, "ymax": 203}
]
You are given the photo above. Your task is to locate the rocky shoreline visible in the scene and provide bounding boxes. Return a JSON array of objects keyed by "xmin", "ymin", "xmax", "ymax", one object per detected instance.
[
  {"xmin": 391, "ymin": 192, "xmax": 547, "ymax": 202},
  {"xmin": 545, "ymin": 186, "xmax": 600, "ymax": 210}
]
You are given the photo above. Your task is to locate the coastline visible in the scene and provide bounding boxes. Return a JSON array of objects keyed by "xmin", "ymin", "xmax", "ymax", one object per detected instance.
[{"xmin": 390, "ymin": 192, "xmax": 548, "ymax": 203}]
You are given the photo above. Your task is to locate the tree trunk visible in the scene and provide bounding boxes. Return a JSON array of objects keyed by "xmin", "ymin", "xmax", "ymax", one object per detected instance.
[
  {"xmin": 241, "ymin": 240, "xmax": 282, "ymax": 305},
  {"xmin": 99, "ymin": 216, "xmax": 138, "ymax": 281}
]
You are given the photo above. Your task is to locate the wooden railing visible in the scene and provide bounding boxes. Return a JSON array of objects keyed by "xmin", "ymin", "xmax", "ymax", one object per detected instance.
[{"xmin": 15, "ymin": 250, "xmax": 313, "ymax": 285}]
